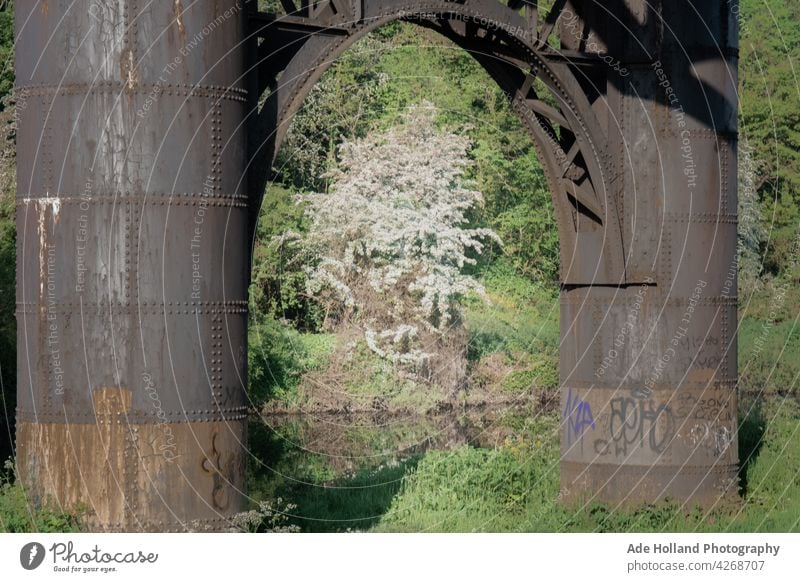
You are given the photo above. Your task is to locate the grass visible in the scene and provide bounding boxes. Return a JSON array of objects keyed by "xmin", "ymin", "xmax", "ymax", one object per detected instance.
[
  {"xmin": 0, "ymin": 463, "xmax": 85, "ymax": 533},
  {"xmin": 462, "ymin": 262, "xmax": 560, "ymax": 398},
  {"xmin": 246, "ymin": 417, "xmax": 421, "ymax": 532},
  {"xmin": 279, "ymin": 460, "xmax": 417, "ymax": 532},
  {"xmin": 737, "ymin": 280, "xmax": 800, "ymax": 396},
  {"xmin": 374, "ymin": 398, "xmax": 800, "ymax": 532},
  {"xmin": 261, "ymin": 334, "xmax": 448, "ymax": 414},
  {"xmin": 464, "ymin": 261, "xmax": 560, "ymax": 364},
  {"xmin": 249, "ymin": 316, "xmax": 337, "ymax": 407},
  {"xmin": 330, "ymin": 341, "xmax": 445, "ymax": 412},
  {"xmin": 377, "ymin": 441, "xmax": 557, "ymax": 532}
]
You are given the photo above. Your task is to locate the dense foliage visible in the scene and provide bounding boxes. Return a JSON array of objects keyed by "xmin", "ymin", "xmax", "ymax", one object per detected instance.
[
  {"xmin": 0, "ymin": 461, "xmax": 84, "ymax": 532},
  {"xmin": 0, "ymin": 2, "xmax": 12, "ymax": 109},
  {"xmin": 739, "ymin": 0, "xmax": 800, "ymax": 279},
  {"xmin": 0, "ymin": 93, "xmax": 14, "ymax": 466},
  {"xmin": 0, "ymin": 0, "xmax": 14, "ymax": 468}
]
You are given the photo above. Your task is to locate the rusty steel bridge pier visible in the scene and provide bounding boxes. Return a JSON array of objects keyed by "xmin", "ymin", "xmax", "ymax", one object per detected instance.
[
  {"xmin": 15, "ymin": 1, "xmax": 249, "ymax": 530},
  {"xmin": 14, "ymin": 0, "xmax": 738, "ymax": 530},
  {"xmin": 558, "ymin": 0, "xmax": 739, "ymax": 506}
]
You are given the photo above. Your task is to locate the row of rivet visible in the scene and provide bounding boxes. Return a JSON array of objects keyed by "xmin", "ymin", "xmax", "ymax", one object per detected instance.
[
  {"xmin": 664, "ymin": 212, "xmax": 737, "ymax": 224},
  {"xmin": 15, "ymin": 82, "xmax": 247, "ymax": 103},
  {"xmin": 16, "ymin": 306, "xmax": 248, "ymax": 315}
]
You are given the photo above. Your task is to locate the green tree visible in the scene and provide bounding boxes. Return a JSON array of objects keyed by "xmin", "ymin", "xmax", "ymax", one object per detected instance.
[
  {"xmin": 0, "ymin": 95, "xmax": 15, "ymax": 464},
  {"xmin": 0, "ymin": 1, "xmax": 15, "ymax": 464},
  {"xmin": 739, "ymin": 0, "xmax": 800, "ymax": 277},
  {"xmin": 0, "ymin": 1, "xmax": 13, "ymax": 108}
]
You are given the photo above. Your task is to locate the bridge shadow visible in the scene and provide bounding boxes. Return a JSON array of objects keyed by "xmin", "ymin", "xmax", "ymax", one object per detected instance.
[
  {"xmin": 737, "ymin": 396, "xmax": 766, "ymax": 497},
  {"xmin": 246, "ymin": 416, "xmax": 419, "ymax": 532}
]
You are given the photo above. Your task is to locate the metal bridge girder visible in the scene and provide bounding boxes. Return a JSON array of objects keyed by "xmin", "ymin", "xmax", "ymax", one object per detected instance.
[{"xmin": 246, "ymin": 0, "xmax": 628, "ymax": 286}]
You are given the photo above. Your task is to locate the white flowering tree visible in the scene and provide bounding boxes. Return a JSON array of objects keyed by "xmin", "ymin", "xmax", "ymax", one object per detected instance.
[
  {"xmin": 738, "ymin": 141, "xmax": 766, "ymax": 294},
  {"xmin": 281, "ymin": 103, "xmax": 500, "ymax": 386}
]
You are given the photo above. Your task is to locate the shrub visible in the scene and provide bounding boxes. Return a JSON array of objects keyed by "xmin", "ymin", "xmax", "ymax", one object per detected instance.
[
  {"xmin": 0, "ymin": 93, "xmax": 16, "ymax": 462},
  {"xmin": 283, "ymin": 103, "xmax": 500, "ymax": 389},
  {"xmin": 226, "ymin": 498, "xmax": 301, "ymax": 533},
  {"xmin": 0, "ymin": 461, "xmax": 84, "ymax": 533},
  {"xmin": 738, "ymin": 141, "xmax": 767, "ymax": 295},
  {"xmin": 248, "ymin": 316, "xmax": 335, "ymax": 407}
]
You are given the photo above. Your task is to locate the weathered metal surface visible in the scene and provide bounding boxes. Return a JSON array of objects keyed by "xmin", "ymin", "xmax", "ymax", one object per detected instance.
[
  {"xmin": 15, "ymin": 0, "xmax": 739, "ymax": 530},
  {"xmin": 558, "ymin": 0, "xmax": 739, "ymax": 506},
  {"xmin": 15, "ymin": 1, "xmax": 249, "ymax": 530},
  {"xmin": 17, "ymin": 420, "xmax": 246, "ymax": 531}
]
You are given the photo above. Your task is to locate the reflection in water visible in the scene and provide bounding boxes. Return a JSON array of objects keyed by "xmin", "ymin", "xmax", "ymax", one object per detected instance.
[
  {"xmin": 244, "ymin": 393, "xmax": 776, "ymax": 532},
  {"xmin": 246, "ymin": 403, "xmax": 555, "ymax": 531}
]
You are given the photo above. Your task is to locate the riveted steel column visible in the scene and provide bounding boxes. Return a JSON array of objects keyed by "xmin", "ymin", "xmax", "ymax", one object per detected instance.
[
  {"xmin": 560, "ymin": 0, "xmax": 739, "ymax": 506},
  {"xmin": 15, "ymin": 1, "xmax": 248, "ymax": 531}
]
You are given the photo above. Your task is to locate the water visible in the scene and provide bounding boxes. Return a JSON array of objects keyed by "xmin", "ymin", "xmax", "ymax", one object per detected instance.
[
  {"xmin": 243, "ymin": 392, "xmax": 779, "ymax": 531},
  {"xmin": 246, "ymin": 402, "xmax": 555, "ymax": 531}
]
